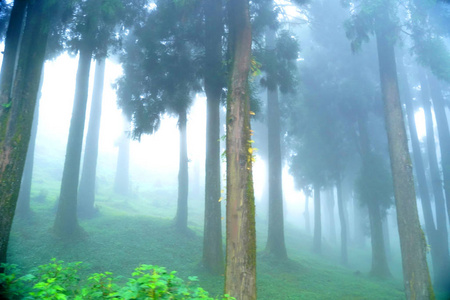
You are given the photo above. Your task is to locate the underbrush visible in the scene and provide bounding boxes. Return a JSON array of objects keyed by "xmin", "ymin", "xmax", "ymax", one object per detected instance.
[{"xmin": 0, "ymin": 259, "xmax": 234, "ymax": 299}]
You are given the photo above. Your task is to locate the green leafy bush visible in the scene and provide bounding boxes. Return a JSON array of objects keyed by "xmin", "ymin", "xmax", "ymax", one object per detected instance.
[{"xmin": 0, "ymin": 259, "xmax": 234, "ymax": 300}]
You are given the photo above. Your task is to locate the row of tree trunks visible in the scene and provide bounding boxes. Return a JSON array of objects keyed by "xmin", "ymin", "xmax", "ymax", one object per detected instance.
[
  {"xmin": 53, "ymin": 46, "xmax": 93, "ymax": 238},
  {"xmin": 419, "ymin": 71, "xmax": 450, "ymax": 289},
  {"xmin": 427, "ymin": 74, "xmax": 450, "ymax": 227},
  {"xmin": 78, "ymin": 58, "xmax": 106, "ymax": 218}
]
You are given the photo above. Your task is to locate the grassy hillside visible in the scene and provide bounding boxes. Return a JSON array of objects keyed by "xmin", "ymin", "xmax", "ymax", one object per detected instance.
[{"xmin": 7, "ymin": 194, "xmax": 411, "ymax": 300}]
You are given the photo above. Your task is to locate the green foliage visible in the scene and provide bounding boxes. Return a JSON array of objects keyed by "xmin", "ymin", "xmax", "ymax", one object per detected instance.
[
  {"xmin": 0, "ymin": 260, "xmax": 234, "ymax": 300},
  {"xmin": 344, "ymin": 0, "xmax": 399, "ymax": 52}
]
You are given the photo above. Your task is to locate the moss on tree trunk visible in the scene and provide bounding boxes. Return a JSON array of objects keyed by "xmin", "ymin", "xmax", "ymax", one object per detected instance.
[
  {"xmin": 224, "ymin": 0, "xmax": 256, "ymax": 298},
  {"xmin": 375, "ymin": 31, "xmax": 434, "ymax": 299}
]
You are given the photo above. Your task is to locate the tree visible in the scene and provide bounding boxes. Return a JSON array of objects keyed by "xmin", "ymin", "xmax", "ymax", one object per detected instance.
[
  {"xmin": 116, "ymin": 0, "xmax": 202, "ymax": 232},
  {"xmin": 224, "ymin": 0, "xmax": 256, "ymax": 298},
  {"xmin": 202, "ymin": 0, "xmax": 225, "ymax": 274},
  {"xmin": 396, "ymin": 54, "xmax": 447, "ymax": 287},
  {"xmin": 78, "ymin": 58, "xmax": 106, "ymax": 218},
  {"xmin": 15, "ymin": 70, "xmax": 44, "ymax": 217},
  {"xmin": 345, "ymin": 0, "xmax": 434, "ymax": 296},
  {"xmin": 0, "ymin": 0, "xmax": 61, "ymax": 266},
  {"xmin": 54, "ymin": 0, "xmax": 128, "ymax": 237},
  {"xmin": 418, "ymin": 70, "xmax": 450, "ymax": 288},
  {"xmin": 0, "ymin": 0, "xmax": 27, "ymax": 116}
]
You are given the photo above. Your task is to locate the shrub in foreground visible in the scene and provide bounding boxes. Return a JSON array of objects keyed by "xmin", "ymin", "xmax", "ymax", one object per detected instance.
[{"xmin": 0, "ymin": 259, "xmax": 234, "ymax": 299}]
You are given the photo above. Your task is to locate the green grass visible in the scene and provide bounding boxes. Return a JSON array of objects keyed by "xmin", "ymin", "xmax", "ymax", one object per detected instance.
[{"xmin": 7, "ymin": 193, "xmax": 411, "ymax": 300}]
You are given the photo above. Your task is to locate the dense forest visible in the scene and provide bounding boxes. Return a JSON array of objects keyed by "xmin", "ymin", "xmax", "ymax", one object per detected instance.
[{"xmin": 0, "ymin": 0, "xmax": 449, "ymax": 299}]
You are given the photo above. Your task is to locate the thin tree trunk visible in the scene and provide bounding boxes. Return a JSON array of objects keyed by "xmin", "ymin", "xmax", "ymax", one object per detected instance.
[
  {"xmin": 336, "ymin": 176, "xmax": 348, "ymax": 265},
  {"xmin": 0, "ymin": 0, "xmax": 51, "ymax": 265},
  {"xmin": 202, "ymin": 0, "xmax": 224, "ymax": 275},
  {"xmin": 427, "ymin": 74, "xmax": 450, "ymax": 227},
  {"xmin": 265, "ymin": 28, "xmax": 287, "ymax": 259},
  {"xmin": 0, "ymin": 0, "xmax": 27, "ymax": 116},
  {"xmin": 367, "ymin": 197, "xmax": 391, "ymax": 278},
  {"xmin": 382, "ymin": 215, "xmax": 391, "ymax": 260},
  {"xmin": 224, "ymin": 0, "xmax": 256, "ymax": 297},
  {"xmin": 326, "ymin": 187, "xmax": 337, "ymax": 244},
  {"xmin": 304, "ymin": 192, "xmax": 310, "ymax": 234},
  {"xmin": 375, "ymin": 31, "xmax": 434, "ymax": 299},
  {"xmin": 313, "ymin": 181, "xmax": 321, "ymax": 254},
  {"xmin": 78, "ymin": 58, "xmax": 105, "ymax": 218},
  {"xmin": 16, "ymin": 69, "xmax": 44, "ymax": 216},
  {"xmin": 419, "ymin": 71, "xmax": 450, "ymax": 288},
  {"xmin": 114, "ymin": 115, "xmax": 130, "ymax": 195},
  {"xmin": 175, "ymin": 109, "xmax": 188, "ymax": 232},
  {"xmin": 54, "ymin": 46, "xmax": 93, "ymax": 238}
]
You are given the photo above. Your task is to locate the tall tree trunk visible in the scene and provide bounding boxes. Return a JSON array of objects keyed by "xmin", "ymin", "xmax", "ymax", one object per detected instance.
[
  {"xmin": 224, "ymin": 0, "xmax": 256, "ymax": 297},
  {"xmin": 16, "ymin": 69, "xmax": 44, "ymax": 216},
  {"xmin": 313, "ymin": 181, "xmax": 321, "ymax": 253},
  {"xmin": 114, "ymin": 115, "xmax": 130, "ymax": 195},
  {"xmin": 78, "ymin": 58, "xmax": 105, "ymax": 218},
  {"xmin": 53, "ymin": 46, "xmax": 93, "ymax": 238},
  {"xmin": 397, "ymin": 57, "xmax": 443, "ymax": 287},
  {"xmin": 375, "ymin": 31, "xmax": 434, "ymax": 299},
  {"xmin": 427, "ymin": 74, "xmax": 450, "ymax": 227},
  {"xmin": 367, "ymin": 197, "xmax": 391, "ymax": 278},
  {"xmin": 265, "ymin": 28, "xmax": 287, "ymax": 259},
  {"xmin": 419, "ymin": 71, "xmax": 450, "ymax": 288},
  {"xmin": 336, "ymin": 176, "xmax": 348, "ymax": 265},
  {"xmin": 0, "ymin": 0, "xmax": 27, "ymax": 116},
  {"xmin": 0, "ymin": 0, "xmax": 51, "ymax": 265},
  {"xmin": 175, "ymin": 109, "xmax": 188, "ymax": 232},
  {"xmin": 202, "ymin": 0, "xmax": 224, "ymax": 275}
]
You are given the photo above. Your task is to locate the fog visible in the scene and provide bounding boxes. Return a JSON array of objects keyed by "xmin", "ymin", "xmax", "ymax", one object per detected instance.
[{"xmin": 2, "ymin": 0, "xmax": 450, "ymax": 298}]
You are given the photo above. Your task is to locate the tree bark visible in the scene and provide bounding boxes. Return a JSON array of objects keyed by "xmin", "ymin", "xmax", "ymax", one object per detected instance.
[
  {"xmin": 202, "ymin": 0, "xmax": 224, "ymax": 275},
  {"xmin": 336, "ymin": 176, "xmax": 348, "ymax": 265},
  {"xmin": 0, "ymin": 0, "xmax": 27, "ymax": 116},
  {"xmin": 175, "ymin": 109, "xmax": 189, "ymax": 232},
  {"xmin": 78, "ymin": 58, "xmax": 106, "ymax": 218},
  {"xmin": 0, "ymin": 0, "xmax": 50, "ymax": 265},
  {"xmin": 418, "ymin": 71, "xmax": 450, "ymax": 288},
  {"xmin": 53, "ymin": 46, "xmax": 93, "ymax": 238},
  {"xmin": 397, "ymin": 57, "xmax": 443, "ymax": 288},
  {"xmin": 375, "ymin": 31, "xmax": 434, "ymax": 299},
  {"xmin": 427, "ymin": 74, "xmax": 450, "ymax": 227},
  {"xmin": 224, "ymin": 0, "xmax": 256, "ymax": 297},
  {"xmin": 16, "ymin": 69, "xmax": 44, "ymax": 216},
  {"xmin": 265, "ymin": 28, "xmax": 287, "ymax": 259},
  {"xmin": 114, "ymin": 115, "xmax": 130, "ymax": 195},
  {"xmin": 313, "ymin": 181, "xmax": 321, "ymax": 254}
]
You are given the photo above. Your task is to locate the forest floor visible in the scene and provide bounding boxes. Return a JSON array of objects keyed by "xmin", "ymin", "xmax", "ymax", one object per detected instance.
[{"xmin": 7, "ymin": 193, "xmax": 417, "ymax": 300}]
